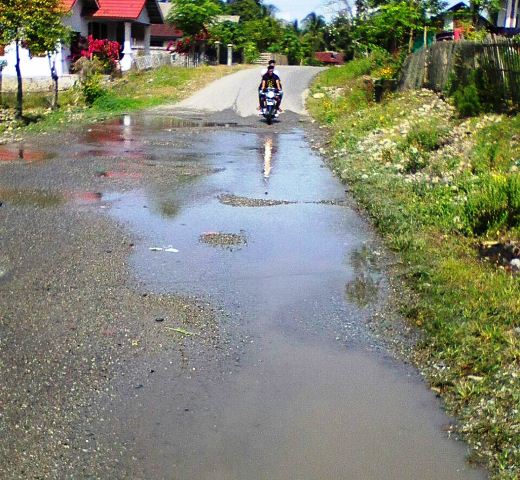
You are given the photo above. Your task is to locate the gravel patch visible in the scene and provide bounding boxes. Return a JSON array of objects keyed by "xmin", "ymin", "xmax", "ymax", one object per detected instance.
[{"xmin": 218, "ymin": 193, "xmax": 296, "ymax": 207}]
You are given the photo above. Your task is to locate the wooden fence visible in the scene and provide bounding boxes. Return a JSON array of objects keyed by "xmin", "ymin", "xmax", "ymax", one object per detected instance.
[{"xmin": 399, "ymin": 39, "xmax": 520, "ymax": 107}]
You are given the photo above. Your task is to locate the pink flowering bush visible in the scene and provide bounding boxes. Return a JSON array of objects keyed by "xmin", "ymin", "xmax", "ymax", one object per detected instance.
[{"xmin": 81, "ymin": 35, "xmax": 120, "ymax": 74}]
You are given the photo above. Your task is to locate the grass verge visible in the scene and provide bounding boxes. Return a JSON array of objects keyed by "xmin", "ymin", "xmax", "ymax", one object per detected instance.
[
  {"xmin": 308, "ymin": 59, "xmax": 520, "ymax": 479},
  {"xmin": 0, "ymin": 65, "xmax": 246, "ymax": 139}
]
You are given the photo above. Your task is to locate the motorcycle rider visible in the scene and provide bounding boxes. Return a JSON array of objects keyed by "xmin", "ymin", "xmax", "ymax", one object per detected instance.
[
  {"xmin": 260, "ymin": 65, "xmax": 283, "ymax": 113},
  {"xmin": 258, "ymin": 60, "xmax": 283, "ymax": 113}
]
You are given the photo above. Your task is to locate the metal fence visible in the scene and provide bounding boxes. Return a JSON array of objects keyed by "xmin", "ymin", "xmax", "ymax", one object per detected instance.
[{"xmin": 399, "ymin": 39, "xmax": 520, "ymax": 107}]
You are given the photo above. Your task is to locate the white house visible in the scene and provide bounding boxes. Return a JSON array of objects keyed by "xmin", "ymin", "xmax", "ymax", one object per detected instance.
[{"xmin": 0, "ymin": 0, "xmax": 163, "ymax": 79}]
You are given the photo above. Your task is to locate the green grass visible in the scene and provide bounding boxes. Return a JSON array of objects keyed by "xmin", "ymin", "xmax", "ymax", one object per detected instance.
[
  {"xmin": 0, "ymin": 65, "xmax": 245, "ymax": 136},
  {"xmin": 309, "ymin": 59, "xmax": 520, "ymax": 479}
]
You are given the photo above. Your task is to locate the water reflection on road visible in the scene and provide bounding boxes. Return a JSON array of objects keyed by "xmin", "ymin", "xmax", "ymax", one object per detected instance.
[{"xmin": 94, "ymin": 116, "xmax": 485, "ymax": 480}]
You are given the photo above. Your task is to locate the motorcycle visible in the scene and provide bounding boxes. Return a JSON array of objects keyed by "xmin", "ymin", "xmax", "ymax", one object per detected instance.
[{"xmin": 260, "ymin": 88, "xmax": 281, "ymax": 125}]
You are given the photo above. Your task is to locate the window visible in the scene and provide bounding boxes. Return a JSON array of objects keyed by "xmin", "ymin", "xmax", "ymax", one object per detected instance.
[{"xmin": 88, "ymin": 22, "xmax": 108, "ymax": 39}]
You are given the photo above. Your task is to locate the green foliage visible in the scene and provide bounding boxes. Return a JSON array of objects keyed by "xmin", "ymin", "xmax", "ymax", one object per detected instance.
[
  {"xmin": 242, "ymin": 41, "xmax": 259, "ymax": 63},
  {"xmin": 405, "ymin": 123, "xmax": 448, "ymax": 151},
  {"xmin": 463, "ymin": 174, "xmax": 520, "ymax": 235},
  {"xmin": 453, "ymin": 82, "xmax": 482, "ymax": 117},
  {"xmin": 167, "ymin": 0, "xmax": 222, "ymax": 36},
  {"xmin": 81, "ymin": 73, "xmax": 106, "ymax": 106},
  {"xmin": 0, "ymin": 0, "xmax": 71, "ymax": 117},
  {"xmin": 470, "ymin": 116, "xmax": 520, "ymax": 173},
  {"xmin": 353, "ymin": 1, "xmax": 424, "ymax": 53}
]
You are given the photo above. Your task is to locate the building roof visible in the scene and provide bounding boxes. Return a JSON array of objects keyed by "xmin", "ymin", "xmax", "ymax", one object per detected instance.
[
  {"xmin": 62, "ymin": 0, "xmax": 99, "ymax": 10},
  {"xmin": 90, "ymin": 0, "xmax": 163, "ymax": 23},
  {"xmin": 315, "ymin": 52, "xmax": 345, "ymax": 65},
  {"xmin": 151, "ymin": 24, "xmax": 183, "ymax": 38}
]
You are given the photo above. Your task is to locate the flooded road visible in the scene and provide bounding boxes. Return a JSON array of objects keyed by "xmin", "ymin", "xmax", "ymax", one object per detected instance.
[
  {"xmin": 76, "ymin": 115, "xmax": 485, "ymax": 479},
  {"xmin": 0, "ymin": 70, "xmax": 486, "ymax": 476}
]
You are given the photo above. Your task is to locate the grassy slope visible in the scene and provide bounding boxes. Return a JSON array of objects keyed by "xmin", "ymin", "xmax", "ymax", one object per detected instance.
[
  {"xmin": 0, "ymin": 65, "xmax": 245, "ymax": 138},
  {"xmin": 308, "ymin": 61, "xmax": 520, "ymax": 479}
]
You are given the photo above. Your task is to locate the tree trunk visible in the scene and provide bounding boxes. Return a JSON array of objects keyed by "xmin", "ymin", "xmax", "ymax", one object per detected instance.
[
  {"xmin": 48, "ymin": 53, "xmax": 59, "ymax": 110},
  {"xmin": 408, "ymin": 28, "xmax": 415, "ymax": 54},
  {"xmin": 15, "ymin": 40, "xmax": 23, "ymax": 120}
]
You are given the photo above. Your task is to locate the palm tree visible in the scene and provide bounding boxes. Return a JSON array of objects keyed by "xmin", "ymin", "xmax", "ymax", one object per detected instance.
[{"xmin": 302, "ymin": 12, "xmax": 327, "ymax": 35}]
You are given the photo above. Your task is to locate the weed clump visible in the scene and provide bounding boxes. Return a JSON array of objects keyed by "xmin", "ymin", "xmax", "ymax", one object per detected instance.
[
  {"xmin": 463, "ymin": 174, "xmax": 520, "ymax": 235},
  {"xmin": 453, "ymin": 83, "xmax": 482, "ymax": 117}
]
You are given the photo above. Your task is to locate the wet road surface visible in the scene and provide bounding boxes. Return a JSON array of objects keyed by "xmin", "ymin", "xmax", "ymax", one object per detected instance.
[
  {"xmin": 0, "ymin": 77, "xmax": 486, "ymax": 477},
  {"xmin": 97, "ymin": 117, "xmax": 484, "ymax": 479}
]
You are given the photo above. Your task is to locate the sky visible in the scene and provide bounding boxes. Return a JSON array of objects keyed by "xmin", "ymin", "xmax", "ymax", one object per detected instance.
[{"xmin": 271, "ymin": 0, "xmax": 334, "ymax": 22}]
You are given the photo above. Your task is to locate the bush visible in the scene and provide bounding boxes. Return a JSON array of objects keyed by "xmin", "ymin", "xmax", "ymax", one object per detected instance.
[
  {"xmin": 81, "ymin": 74, "xmax": 106, "ymax": 106},
  {"xmin": 243, "ymin": 42, "xmax": 259, "ymax": 64},
  {"xmin": 453, "ymin": 83, "xmax": 482, "ymax": 117},
  {"xmin": 80, "ymin": 35, "xmax": 120, "ymax": 75},
  {"xmin": 406, "ymin": 123, "xmax": 447, "ymax": 151}
]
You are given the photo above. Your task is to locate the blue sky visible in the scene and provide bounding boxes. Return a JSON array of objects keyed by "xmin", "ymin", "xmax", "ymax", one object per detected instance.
[{"xmin": 271, "ymin": 0, "xmax": 333, "ymax": 22}]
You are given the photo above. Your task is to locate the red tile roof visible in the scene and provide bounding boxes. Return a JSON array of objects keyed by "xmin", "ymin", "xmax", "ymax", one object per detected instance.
[
  {"xmin": 91, "ymin": 0, "xmax": 162, "ymax": 23},
  {"xmin": 62, "ymin": 0, "xmax": 77, "ymax": 9},
  {"xmin": 62, "ymin": 0, "xmax": 99, "ymax": 11},
  {"xmin": 151, "ymin": 24, "xmax": 183, "ymax": 38},
  {"xmin": 315, "ymin": 52, "xmax": 345, "ymax": 65},
  {"xmin": 92, "ymin": 0, "xmax": 145, "ymax": 19},
  {"xmin": 61, "ymin": 0, "xmax": 163, "ymax": 23}
]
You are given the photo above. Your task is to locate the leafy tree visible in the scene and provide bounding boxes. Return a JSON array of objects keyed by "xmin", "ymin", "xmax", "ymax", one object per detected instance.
[
  {"xmin": 226, "ymin": 0, "xmax": 278, "ymax": 20},
  {"xmin": 353, "ymin": 1, "xmax": 425, "ymax": 53},
  {"xmin": 167, "ymin": 0, "xmax": 222, "ymax": 36},
  {"xmin": 302, "ymin": 12, "xmax": 327, "ymax": 35},
  {"xmin": 0, "ymin": 0, "xmax": 70, "ymax": 118},
  {"xmin": 327, "ymin": 13, "xmax": 354, "ymax": 55}
]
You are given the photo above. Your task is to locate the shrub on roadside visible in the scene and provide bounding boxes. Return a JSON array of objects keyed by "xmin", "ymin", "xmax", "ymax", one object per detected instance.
[
  {"xmin": 463, "ymin": 174, "xmax": 520, "ymax": 235},
  {"xmin": 243, "ymin": 42, "xmax": 259, "ymax": 64},
  {"xmin": 453, "ymin": 82, "xmax": 482, "ymax": 117},
  {"xmin": 405, "ymin": 123, "xmax": 448, "ymax": 151},
  {"xmin": 81, "ymin": 73, "xmax": 106, "ymax": 106}
]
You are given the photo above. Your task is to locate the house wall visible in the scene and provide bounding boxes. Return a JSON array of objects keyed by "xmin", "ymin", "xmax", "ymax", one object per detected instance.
[
  {"xmin": 63, "ymin": 0, "xmax": 89, "ymax": 36},
  {"xmin": 0, "ymin": 0, "xmax": 86, "ymax": 79},
  {"xmin": 0, "ymin": 44, "xmax": 67, "ymax": 79},
  {"xmin": 497, "ymin": 0, "xmax": 519, "ymax": 27},
  {"xmin": 136, "ymin": 8, "xmax": 151, "ymax": 25}
]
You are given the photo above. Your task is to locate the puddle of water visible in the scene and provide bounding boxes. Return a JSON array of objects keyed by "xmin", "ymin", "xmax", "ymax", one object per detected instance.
[
  {"xmin": 345, "ymin": 244, "xmax": 384, "ymax": 308},
  {"xmin": 103, "ymin": 128, "xmax": 485, "ymax": 479},
  {"xmin": 0, "ymin": 145, "xmax": 54, "ymax": 163}
]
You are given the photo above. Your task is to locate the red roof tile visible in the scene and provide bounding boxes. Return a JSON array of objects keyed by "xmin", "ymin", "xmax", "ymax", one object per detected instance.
[
  {"xmin": 91, "ymin": 0, "xmax": 162, "ymax": 22},
  {"xmin": 151, "ymin": 24, "xmax": 183, "ymax": 38},
  {"xmin": 92, "ymin": 0, "xmax": 145, "ymax": 19},
  {"xmin": 62, "ymin": 0, "xmax": 162, "ymax": 23},
  {"xmin": 315, "ymin": 52, "xmax": 345, "ymax": 65},
  {"xmin": 62, "ymin": 0, "xmax": 99, "ymax": 12},
  {"xmin": 61, "ymin": 0, "xmax": 77, "ymax": 9}
]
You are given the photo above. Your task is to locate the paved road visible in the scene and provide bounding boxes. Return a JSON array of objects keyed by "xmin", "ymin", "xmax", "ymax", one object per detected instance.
[{"xmin": 170, "ymin": 66, "xmax": 324, "ymax": 117}]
